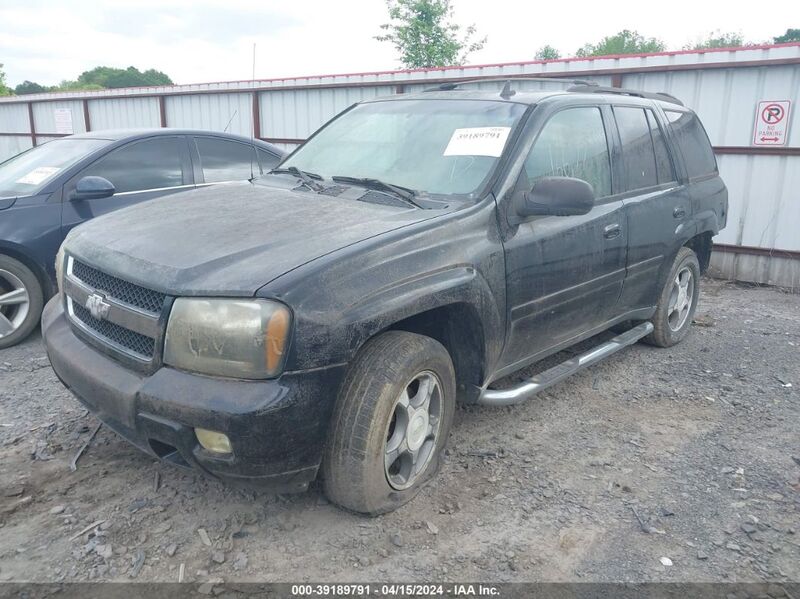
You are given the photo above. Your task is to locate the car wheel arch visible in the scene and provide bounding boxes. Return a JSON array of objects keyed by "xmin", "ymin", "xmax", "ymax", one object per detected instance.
[
  {"xmin": 0, "ymin": 244, "xmax": 54, "ymax": 299},
  {"xmin": 373, "ymin": 301, "xmax": 489, "ymax": 405},
  {"xmin": 685, "ymin": 231, "xmax": 714, "ymax": 274}
]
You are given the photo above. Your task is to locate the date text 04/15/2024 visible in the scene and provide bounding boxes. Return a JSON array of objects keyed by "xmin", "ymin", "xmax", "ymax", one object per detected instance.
[{"xmin": 290, "ymin": 584, "xmax": 501, "ymax": 596}]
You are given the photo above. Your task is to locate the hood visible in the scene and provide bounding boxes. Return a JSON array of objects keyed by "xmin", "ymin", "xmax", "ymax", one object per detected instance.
[
  {"xmin": 0, "ymin": 196, "xmax": 17, "ymax": 210},
  {"xmin": 65, "ymin": 182, "xmax": 448, "ymax": 296}
]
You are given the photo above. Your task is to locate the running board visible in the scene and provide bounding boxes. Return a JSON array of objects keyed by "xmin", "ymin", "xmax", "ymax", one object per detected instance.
[{"xmin": 477, "ymin": 322, "xmax": 654, "ymax": 406}]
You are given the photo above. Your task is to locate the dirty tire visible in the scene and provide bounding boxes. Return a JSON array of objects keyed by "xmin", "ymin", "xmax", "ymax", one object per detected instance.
[
  {"xmin": 645, "ymin": 247, "xmax": 700, "ymax": 348},
  {"xmin": 0, "ymin": 255, "xmax": 44, "ymax": 350},
  {"xmin": 323, "ymin": 331, "xmax": 456, "ymax": 515}
]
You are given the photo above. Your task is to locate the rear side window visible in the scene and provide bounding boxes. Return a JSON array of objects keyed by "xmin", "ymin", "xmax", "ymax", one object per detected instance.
[
  {"xmin": 614, "ymin": 107, "xmax": 658, "ymax": 191},
  {"xmin": 523, "ymin": 106, "xmax": 612, "ymax": 198},
  {"xmin": 258, "ymin": 149, "xmax": 281, "ymax": 172},
  {"xmin": 665, "ymin": 110, "xmax": 717, "ymax": 179},
  {"xmin": 645, "ymin": 110, "xmax": 676, "ymax": 184},
  {"xmin": 81, "ymin": 137, "xmax": 185, "ymax": 193},
  {"xmin": 196, "ymin": 137, "xmax": 257, "ymax": 183}
]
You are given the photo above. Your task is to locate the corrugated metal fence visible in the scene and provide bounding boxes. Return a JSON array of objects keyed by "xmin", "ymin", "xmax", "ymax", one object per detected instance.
[{"xmin": 1, "ymin": 43, "xmax": 799, "ymax": 287}]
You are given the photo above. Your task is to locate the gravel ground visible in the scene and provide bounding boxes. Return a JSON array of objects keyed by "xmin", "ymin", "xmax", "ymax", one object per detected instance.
[{"xmin": 0, "ymin": 279, "xmax": 798, "ymax": 584}]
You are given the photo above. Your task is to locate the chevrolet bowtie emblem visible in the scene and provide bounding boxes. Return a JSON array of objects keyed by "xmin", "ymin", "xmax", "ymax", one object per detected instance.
[{"xmin": 85, "ymin": 293, "xmax": 111, "ymax": 321}]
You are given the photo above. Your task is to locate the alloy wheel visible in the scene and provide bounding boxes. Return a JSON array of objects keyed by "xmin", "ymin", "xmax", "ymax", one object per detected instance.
[
  {"xmin": 667, "ymin": 266, "xmax": 694, "ymax": 332},
  {"xmin": 0, "ymin": 269, "xmax": 30, "ymax": 339},
  {"xmin": 384, "ymin": 371, "xmax": 443, "ymax": 491}
]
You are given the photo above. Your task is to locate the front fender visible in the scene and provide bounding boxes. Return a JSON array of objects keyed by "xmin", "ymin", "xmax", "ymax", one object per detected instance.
[
  {"xmin": 0, "ymin": 193, "xmax": 62, "ymax": 293},
  {"xmin": 263, "ymin": 201, "xmax": 506, "ymax": 375},
  {"xmin": 285, "ymin": 264, "xmax": 503, "ymax": 373},
  {"xmin": 336, "ymin": 264, "xmax": 501, "ymax": 368}
]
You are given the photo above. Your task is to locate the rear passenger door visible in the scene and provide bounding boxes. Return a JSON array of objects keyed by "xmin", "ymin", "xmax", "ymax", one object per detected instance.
[
  {"xmin": 191, "ymin": 136, "xmax": 280, "ymax": 186},
  {"xmin": 611, "ymin": 105, "xmax": 690, "ymax": 312},
  {"xmin": 61, "ymin": 135, "xmax": 194, "ymax": 236}
]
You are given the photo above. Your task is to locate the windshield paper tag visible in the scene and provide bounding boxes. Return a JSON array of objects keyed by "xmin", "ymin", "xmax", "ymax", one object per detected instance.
[
  {"xmin": 16, "ymin": 166, "xmax": 61, "ymax": 186},
  {"xmin": 443, "ymin": 127, "xmax": 511, "ymax": 157}
]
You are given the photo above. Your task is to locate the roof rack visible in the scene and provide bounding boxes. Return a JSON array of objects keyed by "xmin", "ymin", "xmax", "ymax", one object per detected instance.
[
  {"xmin": 424, "ymin": 76, "xmax": 598, "ymax": 96},
  {"xmin": 422, "ymin": 78, "xmax": 684, "ymax": 105},
  {"xmin": 567, "ymin": 84, "xmax": 684, "ymax": 106}
]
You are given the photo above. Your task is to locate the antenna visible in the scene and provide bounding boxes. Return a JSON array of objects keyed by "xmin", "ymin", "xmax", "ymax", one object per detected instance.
[
  {"xmin": 223, "ymin": 110, "xmax": 238, "ymax": 132},
  {"xmin": 499, "ymin": 80, "xmax": 516, "ymax": 99},
  {"xmin": 249, "ymin": 42, "xmax": 256, "ymax": 181}
]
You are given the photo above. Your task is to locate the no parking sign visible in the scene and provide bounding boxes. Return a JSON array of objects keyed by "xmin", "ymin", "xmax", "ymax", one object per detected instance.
[{"xmin": 752, "ymin": 100, "xmax": 791, "ymax": 146}]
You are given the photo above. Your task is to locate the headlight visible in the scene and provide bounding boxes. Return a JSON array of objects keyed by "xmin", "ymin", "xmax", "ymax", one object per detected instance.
[
  {"xmin": 164, "ymin": 299, "xmax": 291, "ymax": 379},
  {"xmin": 55, "ymin": 244, "xmax": 66, "ymax": 294}
]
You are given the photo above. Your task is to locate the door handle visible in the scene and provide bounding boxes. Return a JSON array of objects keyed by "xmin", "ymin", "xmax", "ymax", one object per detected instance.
[
  {"xmin": 603, "ymin": 224, "xmax": 621, "ymax": 239},
  {"xmin": 673, "ymin": 207, "xmax": 686, "ymax": 219}
]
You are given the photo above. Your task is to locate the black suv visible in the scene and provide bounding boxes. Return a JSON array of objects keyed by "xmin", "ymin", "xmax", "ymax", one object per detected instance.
[{"xmin": 42, "ymin": 81, "xmax": 727, "ymax": 515}]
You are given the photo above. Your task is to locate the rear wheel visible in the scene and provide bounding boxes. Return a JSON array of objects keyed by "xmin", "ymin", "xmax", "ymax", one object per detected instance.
[
  {"xmin": 0, "ymin": 255, "xmax": 44, "ymax": 349},
  {"xmin": 645, "ymin": 247, "xmax": 700, "ymax": 348},
  {"xmin": 323, "ymin": 331, "xmax": 456, "ymax": 515}
]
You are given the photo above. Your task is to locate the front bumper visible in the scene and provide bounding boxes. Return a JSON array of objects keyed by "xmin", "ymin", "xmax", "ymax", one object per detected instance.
[{"xmin": 42, "ymin": 297, "xmax": 345, "ymax": 492}]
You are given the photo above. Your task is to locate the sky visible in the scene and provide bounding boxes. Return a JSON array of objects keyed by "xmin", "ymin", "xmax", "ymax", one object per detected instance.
[{"xmin": 1, "ymin": 0, "xmax": 799, "ymax": 87}]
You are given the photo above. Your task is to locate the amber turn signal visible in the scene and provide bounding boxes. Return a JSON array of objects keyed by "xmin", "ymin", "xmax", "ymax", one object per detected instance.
[{"xmin": 266, "ymin": 307, "xmax": 291, "ymax": 374}]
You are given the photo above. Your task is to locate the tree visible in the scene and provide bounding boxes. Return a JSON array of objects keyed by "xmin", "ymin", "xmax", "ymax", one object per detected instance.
[
  {"xmin": 0, "ymin": 64, "xmax": 11, "ymax": 96},
  {"xmin": 14, "ymin": 80, "xmax": 48, "ymax": 95},
  {"xmin": 376, "ymin": 0, "xmax": 486, "ymax": 68},
  {"xmin": 53, "ymin": 80, "xmax": 104, "ymax": 92},
  {"xmin": 535, "ymin": 45, "xmax": 561, "ymax": 60},
  {"xmin": 685, "ymin": 31, "xmax": 745, "ymax": 50},
  {"xmin": 575, "ymin": 30, "xmax": 666, "ymax": 57},
  {"xmin": 76, "ymin": 66, "xmax": 173, "ymax": 88},
  {"xmin": 774, "ymin": 28, "xmax": 800, "ymax": 43}
]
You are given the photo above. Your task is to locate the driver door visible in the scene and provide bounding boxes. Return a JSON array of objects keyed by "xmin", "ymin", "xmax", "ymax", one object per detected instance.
[{"xmin": 498, "ymin": 104, "xmax": 627, "ymax": 374}]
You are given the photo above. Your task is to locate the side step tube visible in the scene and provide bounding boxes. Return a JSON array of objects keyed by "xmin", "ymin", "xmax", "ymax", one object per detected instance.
[{"xmin": 478, "ymin": 322, "xmax": 654, "ymax": 406}]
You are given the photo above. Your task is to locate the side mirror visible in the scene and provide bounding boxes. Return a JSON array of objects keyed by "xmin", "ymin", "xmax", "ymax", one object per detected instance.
[
  {"xmin": 72, "ymin": 176, "xmax": 115, "ymax": 201},
  {"xmin": 517, "ymin": 176, "xmax": 594, "ymax": 218}
]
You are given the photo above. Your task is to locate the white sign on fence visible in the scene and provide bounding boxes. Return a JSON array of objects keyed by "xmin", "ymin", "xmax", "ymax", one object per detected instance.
[
  {"xmin": 752, "ymin": 100, "xmax": 790, "ymax": 146},
  {"xmin": 53, "ymin": 108, "xmax": 74, "ymax": 135}
]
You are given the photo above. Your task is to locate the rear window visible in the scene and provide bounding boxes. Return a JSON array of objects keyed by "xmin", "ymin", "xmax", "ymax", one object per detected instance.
[
  {"xmin": 195, "ymin": 137, "xmax": 256, "ymax": 183},
  {"xmin": 665, "ymin": 110, "xmax": 717, "ymax": 179},
  {"xmin": 614, "ymin": 107, "xmax": 658, "ymax": 191},
  {"xmin": 645, "ymin": 110, "xmax": 676, "ymax": 185}
]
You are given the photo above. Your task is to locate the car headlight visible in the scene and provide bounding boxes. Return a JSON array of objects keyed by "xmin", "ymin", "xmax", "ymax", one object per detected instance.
[{"xmin": 164, "ymin": 298, "xmax": 292, "ymax": 379}]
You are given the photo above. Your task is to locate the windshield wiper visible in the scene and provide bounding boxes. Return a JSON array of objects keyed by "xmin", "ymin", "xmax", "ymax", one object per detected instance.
[
  {"xmin": 331, "ymin": 176, "xmax": 422, "ymax": 208},
  {"xmin": 269, "ymin": 166, "xmax": 326, "ymax": 192}
]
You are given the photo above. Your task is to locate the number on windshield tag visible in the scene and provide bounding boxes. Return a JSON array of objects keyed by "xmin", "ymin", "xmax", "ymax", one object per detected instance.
[{"xmin": 443, "ymin": 127, "xmax": 511, "ymax": 158}]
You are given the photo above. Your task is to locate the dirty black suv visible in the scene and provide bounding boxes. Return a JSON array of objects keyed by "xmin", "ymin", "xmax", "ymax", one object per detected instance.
[{"xmin": 43, "ymin": 80, "xmax": 727, "ymax": 514}]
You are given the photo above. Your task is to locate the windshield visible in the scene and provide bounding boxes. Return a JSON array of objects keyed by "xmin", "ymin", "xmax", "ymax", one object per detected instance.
[
  {"xmin": 281, "ymin": 99, "xmax": 527, "ymax": 197},
  {"xmin": 0, "ymin": 138, "xmax": 110, "ymax": 198}
]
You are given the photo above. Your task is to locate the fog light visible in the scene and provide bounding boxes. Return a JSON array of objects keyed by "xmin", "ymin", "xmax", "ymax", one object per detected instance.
[{"xmin": 195, "ymin": 428, "xmax": 232, "ymax": 454}]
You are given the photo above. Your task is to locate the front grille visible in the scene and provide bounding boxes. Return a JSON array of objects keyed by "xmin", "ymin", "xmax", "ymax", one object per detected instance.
[
  {"xmin": 72, "ymin": 303, "xmax": 156, "ymax": 359},
  {"xmin": 65, "ymin": 257, "xmax": 167, "ymax": 365},
  {"xmin": 72, "ymin": 260, "xmax": 165, "ymax": 314}
]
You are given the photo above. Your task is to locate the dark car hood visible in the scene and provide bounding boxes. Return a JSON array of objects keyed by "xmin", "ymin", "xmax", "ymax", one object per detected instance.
[{"xmin": 65, "ymin": 182, "xmax": 448, "ymax": 296}]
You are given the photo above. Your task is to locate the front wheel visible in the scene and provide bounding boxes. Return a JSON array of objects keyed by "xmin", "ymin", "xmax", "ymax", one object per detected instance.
[
  {"xmin": 0, "ymin": 255, "xmax": 44, "ymax": 349},
  {"xmin": 645, "ymin": 246, "xmax": 700, "ymax": 348},
  {"xmin": 323, "ymin": 331, "xmax": 456, "ymax": 515}
]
